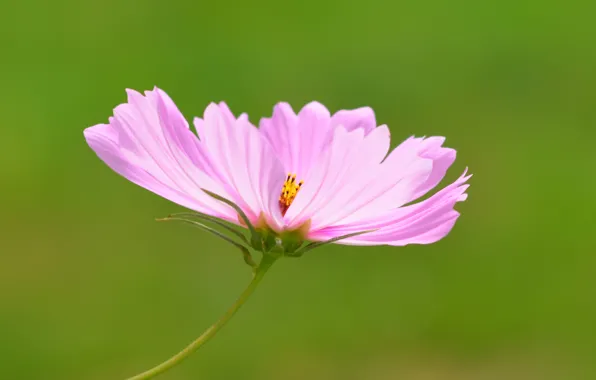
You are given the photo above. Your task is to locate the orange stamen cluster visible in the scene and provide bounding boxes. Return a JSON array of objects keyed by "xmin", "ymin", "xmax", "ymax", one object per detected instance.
[{"xmin": 279, "ymin": 173, "xmax": 303, "ymax": 216}]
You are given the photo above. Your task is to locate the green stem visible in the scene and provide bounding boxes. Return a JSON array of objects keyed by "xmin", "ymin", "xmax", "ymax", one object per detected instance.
[{"xmin": 126, "ymin": 254, "xmax": 278, "ymax": 380}]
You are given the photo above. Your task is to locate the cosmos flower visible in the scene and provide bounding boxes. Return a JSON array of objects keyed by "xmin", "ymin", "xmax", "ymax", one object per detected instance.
[
  {"xmin": 84, "ymin": 87, "xmax": 470, "ymax": 253},
  {"xmin": 85, "ymin": 87, "xmax": 471, "ymax": 380}
]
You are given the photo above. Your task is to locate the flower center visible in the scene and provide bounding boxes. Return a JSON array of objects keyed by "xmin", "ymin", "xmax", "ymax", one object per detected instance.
[{"xmin": 279, "ymin": 173, "xmax": 303, "ymax": 216}]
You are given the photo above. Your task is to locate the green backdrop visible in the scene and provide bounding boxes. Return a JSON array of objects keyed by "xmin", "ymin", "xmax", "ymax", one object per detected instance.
[{"xmin": 1, "ymin": 1, "xmax": 594, "ymax": 379}]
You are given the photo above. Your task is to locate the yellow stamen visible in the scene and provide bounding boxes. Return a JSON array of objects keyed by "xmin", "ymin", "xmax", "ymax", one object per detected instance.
[{"xmin": 279, "ymin": 173, "xmax": 303, "ymax": 216}]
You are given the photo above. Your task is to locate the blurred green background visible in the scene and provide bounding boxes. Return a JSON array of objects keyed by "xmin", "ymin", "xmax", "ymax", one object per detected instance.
[{"xmin": 1, "ymin": 0, "xmax": 594, "ymax": 379}]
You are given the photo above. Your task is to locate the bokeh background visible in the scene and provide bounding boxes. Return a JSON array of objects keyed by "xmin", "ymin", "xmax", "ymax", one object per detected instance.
[{"xmin": 1, "ymin": 1, "xmax": 594, "ymax": 379}]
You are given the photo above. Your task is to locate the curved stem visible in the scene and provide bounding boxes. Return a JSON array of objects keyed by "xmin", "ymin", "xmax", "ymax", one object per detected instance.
[{"xmin": 126, "ymin": 254, "xmax": 278, "ymax": 380}]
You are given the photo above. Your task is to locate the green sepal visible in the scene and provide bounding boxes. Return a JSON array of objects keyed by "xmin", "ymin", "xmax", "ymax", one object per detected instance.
[
  {"xmin": 157, "ymin": 216, "xmax": 257, "ymax": 268},
  {"xmin": 255, "ymin": 227, "xmax": 280, "ymax": 253},
  {"xmin": 167, "ymin": 212, "xmax": 249, "ymax": 245},
  {"xmin": 200, "ymin": 188, "xmax": 263, "ymax": 250},
  {"xmin": 291, "ymin": 229, "xmax": 377, "ymax": 256},
  {"xmin": 277, "ymin": 231, "xmax": 305, "ymax": 256}
]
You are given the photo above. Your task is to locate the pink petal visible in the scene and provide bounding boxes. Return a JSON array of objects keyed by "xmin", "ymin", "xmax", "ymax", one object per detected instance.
[
  {"xmin": 194, "ymin": 102, "xmax": 285, "ymax": 229},
  {"xmin": 260, "ymin": 103, "xmax": 379, "ymax": 180},
  {"xmin": 307, "ymin": 135, "xmax": 435, "ymax": 229},
  {"xmin": 291, "ymin": 124, "xmax": 393, "ymax": 229},
  {"xmin": 84, "ymin": 122, "xmax": 234, "ymax": 220},
  {"xmin": 84, "ymin": 88, "xmax": 280, "ymax": 225},
  {"xmin": 330, "ymin": 107, "xmax": 377, "ymax": 134},
  {"xmin": 401, "ymin": 136, "xmax": 457, "ymax": 202},
  {"xmin": 319, "ymin": 135, "xmax": 458, "ymax": 228},
  {"xmin": 309, "ymin": 170, "xmax": 471, "ymax": 246},
  {"xmin": 284, "ymin": 126, "xmax": 366, "ymax": 228},
  {"xmin": 260, "ymin": 103, "xmax": 392, "ymax": 229},
  {"xmin": 260, "ymin": 102, "xmax": 332, "ymax": 182},
  {"xmin": 259, "ymin": 102, "xmax": 298, "ymax": 172}
]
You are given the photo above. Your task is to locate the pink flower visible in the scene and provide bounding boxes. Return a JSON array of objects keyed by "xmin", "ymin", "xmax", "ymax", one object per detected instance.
[{"xmin": 85, "ymin": 88, "xmax": 470, "ymax": 250}]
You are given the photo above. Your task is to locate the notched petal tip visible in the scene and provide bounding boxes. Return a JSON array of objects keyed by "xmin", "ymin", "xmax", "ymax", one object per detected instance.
[
  {"xmin": 458, "ymin": 167, "xmax": 473, "ymax": 183},
  {"xmin": 217, "ymin": 101, "xmax": 231, "ymax": 111},
  {"xmin": 125, "ymin": 88, "xmax": 143, "ymax": 100}
]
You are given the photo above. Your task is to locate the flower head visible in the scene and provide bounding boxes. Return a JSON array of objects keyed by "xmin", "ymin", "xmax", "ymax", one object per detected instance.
[{"xmin": 85, "ymin": 88, "xmax": 470, "ymax": 252}]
